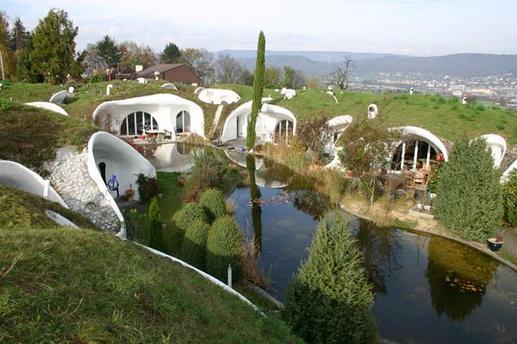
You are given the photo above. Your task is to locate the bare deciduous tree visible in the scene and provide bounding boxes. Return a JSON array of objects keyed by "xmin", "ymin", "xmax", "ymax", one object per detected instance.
[
  {"xmin": 330, "ymin": 56, "xmax": 353, "ymax": 90},
  {"xmin": 215, "ymin": 54, "xmax": 244, "ymax": 84}
]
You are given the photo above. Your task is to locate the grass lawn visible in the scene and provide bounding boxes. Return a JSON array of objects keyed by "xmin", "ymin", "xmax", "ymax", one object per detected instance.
[
  {"xmin": 218, "ymin": 84, "xmax": 517, "ymax": 144},
  {"xmin": 0, "ymin": 226, "xmax": 301, "ymax": 343}
]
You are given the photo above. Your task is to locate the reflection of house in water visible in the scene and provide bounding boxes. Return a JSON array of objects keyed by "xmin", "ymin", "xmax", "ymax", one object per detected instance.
[
  {"xmin": 425, "ymin": 237, "xmax": 497, "ymax": 322},
  {"xmin": 143, "ymin": 143, "xmax": 197, "ymax": 172}
]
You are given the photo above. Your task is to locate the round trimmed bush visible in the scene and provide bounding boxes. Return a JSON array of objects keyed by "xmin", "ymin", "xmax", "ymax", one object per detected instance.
[
  {"xmin": 174, "ymin": 203, "xmax": 208, "ymax": 233},
  {"xmin": 206, "ymin": 216, "xmax": 243, "ymax": 282},
  {"xmin": 180, "ymin": 220, "xmax": 210, "ymax": 270},
  {"xmin": 200, "ymin": 188, "xmax": 227, "ymax": 221}
]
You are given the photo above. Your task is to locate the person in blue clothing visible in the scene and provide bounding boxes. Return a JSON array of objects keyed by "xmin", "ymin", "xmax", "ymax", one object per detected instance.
[{"xmin": 107, "ymin": 174, "xmax": 120, "ymax": 198}]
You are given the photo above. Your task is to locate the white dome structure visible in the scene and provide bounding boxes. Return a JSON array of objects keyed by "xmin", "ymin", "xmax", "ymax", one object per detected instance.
[
  {"xmin": 25, "ymin": 102, "xmax": 69, "ymax": 116},
  {"xmin": 322, "ymin": 115, "xmax": 353, "ymax": 170},
  {"xmin": 198, "ymin": 88, "xmax": 240, "ymax": 105},
  {"xmin": 367, "ymin": 104, "xmax": 378, "ymax": 120},
  {"xmin": 0, "ymin": 160, "xmax": 68, "ymax": 208},
  {"xmin": 220, "ymin": 101, "xmax": 296, "ymax": 144},
  {"xmin": 478, "ymin": 134, "xmax": 507, "ymax": 168},
  {"xmin": 390, "ymin": 126, "xmax": 448, "ymax": 171},
  {"xmin": 281, "ymin": 88, "xmax": 296, "ymax": 100},
  {"xmin": 501, "ymin": 160, "xmax": 517, "ymax": 183},
  {"xmin": 92, "ymin": 94, "xmax": 205, "ymax": 140},
  {"xmin": 49, "ymin": 90, "xmax": 71, "ymax": 105},
  {"xmin": 161, "ymin": 82, "xmax": 177, "ymax": 90}
]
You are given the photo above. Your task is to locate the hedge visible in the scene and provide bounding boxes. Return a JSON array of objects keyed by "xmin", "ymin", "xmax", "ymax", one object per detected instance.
[
  {"xmin": 206, "ymin": 216, "xmax": 243, "ymax": 282},
  {"xmin": 180, "ymin": 220, "xmax": 210, "ymax": 270},
  {"xmin": 174, "ymin": 203, "xmax": 208, "ymax": 233},
  {"xmin": 199, "ymin": 188, "xmax": 227, "ymax": 221}
]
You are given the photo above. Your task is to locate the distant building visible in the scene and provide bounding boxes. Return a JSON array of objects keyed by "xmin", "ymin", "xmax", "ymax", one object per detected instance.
[{"xmin": 135, "ymin": 64, "xmax": 200, "ymax": 85}]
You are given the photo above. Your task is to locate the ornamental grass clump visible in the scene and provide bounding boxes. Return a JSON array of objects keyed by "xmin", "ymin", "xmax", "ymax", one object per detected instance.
[
  {"xmin": 180, "ymin": 220, "xmax": 210, "ymax": 270},
  {"xmin": 434, "ymin": 138, "xmax": 503, "ymax": 241},
  {"xmin": 283, "ymin": 212, "xmax": 377, "ymax": 344},
  {"xmin": 199, "ymin": 188, "xmax": 227, "ymax": 221},
  {"xmin": 173, "ymin": 202, "xmax": 208, "ymax": 233},
  {"xmin": 206, "ymin": 215, "xmax": 243, "ymax": 282}
]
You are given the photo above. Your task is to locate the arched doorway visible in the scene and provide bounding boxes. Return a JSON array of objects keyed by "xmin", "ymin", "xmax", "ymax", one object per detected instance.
[
  {"xmin": 98, "ymin": 162, "xmax": 107, "ymax": 184},
  {"xmin": 391, "ymin": 139, "xmax": 440, "ymax": 171},
  {"xmin": 120, "ymin": 111, "xmax": 158, "ymax": 136},
  {"xmin": 176, "ymin": 110, "xmax": 191, "ymax": 134},
  {"xmin": 274, "ymin": 120, "xmax": 294, "ymax": 144}
]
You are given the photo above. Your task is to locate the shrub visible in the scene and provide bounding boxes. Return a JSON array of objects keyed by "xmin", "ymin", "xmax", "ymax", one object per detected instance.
[
  {"xmin": 206, "ymin": 216, "xmax": 243, "ymax": 282},
  {"xmin": 200, "ymin": 188, "xmax": 227, "ymax": 221},
  {"xmin": 183, "ymin": 150, "xmax": 228, "ymax": 201},
  {"xmin": 174, "ymin": 203, "xmax": 208, "ymax": 233},
  {"xmin": 503, "ymin": 171, "xmax": 517, "ymax": 226},
  {"xmin": 148, "ymin": 197, "xmax": 165, "ymax": 251},
  {"xmin": 435, "ymin": 139, "xmax": 503, "ymax": 241},
  {"xmin": 283, "ymin": 212, "xmax": 376, "ymax": 344},
  {"xmin": 180, "ymin": 220, "xmax": 210, "ymax": 270},
  {"xmin": 137, "ymin": 174, "xmax": 160, "ymax": 204}
]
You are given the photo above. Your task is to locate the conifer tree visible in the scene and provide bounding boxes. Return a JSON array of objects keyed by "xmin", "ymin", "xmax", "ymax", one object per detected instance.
[
  {"xmin": 148, "ymin": 197, "xmax": 165, "ymax": 251},
  {"xmin": 246, "ymin": 31, "xmax": 265, "ymax": 149}
]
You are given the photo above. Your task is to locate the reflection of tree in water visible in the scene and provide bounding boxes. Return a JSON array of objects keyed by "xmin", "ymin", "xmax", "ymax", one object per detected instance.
[
  {"xmin": 426, "ymin": 237, "xmax": 498, "ymax": 322},
  {"xmin": 262, "ymin": 158, "xmax": 294, "ymax": 184},
  {"xmin": 288, "ymin": 189, "xmax": 333, "ymax": 221},
  {"xmin": 354, "ymin": 220, "xmax": 403, "ymax": 294},
  {"xmin": 246, "ymin": 154, "xmax": 263, "ymax": 252}
]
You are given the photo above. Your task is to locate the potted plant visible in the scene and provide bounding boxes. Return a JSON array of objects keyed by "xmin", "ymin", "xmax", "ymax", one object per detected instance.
[{"xmin": 487, "ymin": 235, "xmax": 504, "ymax": 252}]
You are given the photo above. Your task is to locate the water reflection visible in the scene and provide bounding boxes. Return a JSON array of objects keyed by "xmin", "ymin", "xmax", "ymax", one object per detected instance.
[
  {"xmin": 138, "ymin": 143, "xmax": 197, "ymax": 172},
  {"xmin": 246, "ymin": 154, "xmax": 263, "ymax": 252},
  {"xmin": 425, "ymin": 237, "xmax": 498, "ymax": 322}
]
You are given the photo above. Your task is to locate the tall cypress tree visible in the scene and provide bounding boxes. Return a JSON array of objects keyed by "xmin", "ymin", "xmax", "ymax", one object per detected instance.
[{"xmin": 246, "ymin": 31, "xmax": 265, "ymax": 150}]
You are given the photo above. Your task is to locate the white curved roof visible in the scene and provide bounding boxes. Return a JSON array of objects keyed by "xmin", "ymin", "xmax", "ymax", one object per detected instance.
[
  {"xmin": 87, "ymin": 131, "xmax": 156, "ymax": 228},
  {"xmin": 394, "ymin": 126, "xmax": 449, "ymax": 161},
  {"xmin": 49, "ymin": 90, "xmax": 70, "ymax": 105},
  {"xmin": 502, "ymin": 160, "xmax": 517, "ymax": 183},
  {"xmin": 198, "ymin": 88, "xmax": 240, "ymax": 105},
  {"xmin": 478, "ymin": 134, "xmax": 507, "ymax": 168},
  {"xmin": 0, "ymin": 160, "xmax": 68, "ymax": 208},
  {"xmin": 281, "ymin": 88, "xmax": 296, "ymax": 99},
  {"xmin": 25, "ymin": 102, "xmax": 69, "ymax": 116},
  {"xmin": 326, "ymin": 115, "xmax": 353, "ymax": 128},
  {"xmin": 160, "ymin": 82, "xmax": 177, "ymax": 90}
]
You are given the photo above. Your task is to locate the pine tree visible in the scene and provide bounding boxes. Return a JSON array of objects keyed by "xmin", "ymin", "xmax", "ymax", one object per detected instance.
[
  {"xmin": 160, "ymin": 42, "xmax": 181, "ymax": 64},
  {"xmin": 283, "ymin": 212, "xmax": 377, "ymax": 344},
  {"xmin": 435, "ymin": 138, "xmax": 503, "ymax": 241},
  {"xmin": 96, "ymin": 35, "xmax": 120, "ymax": 68},
  {"xmin": 246, "ymin": 31, "xmax": 265, "ymax": 149},
  {"xmin": 30, "ymin": 9, "xmax": 79, "ymax": 84}
]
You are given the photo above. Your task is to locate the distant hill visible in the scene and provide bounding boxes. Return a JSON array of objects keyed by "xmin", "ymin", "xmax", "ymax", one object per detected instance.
[{"xmin": 218, "ymin": 50, "xmax": 517, "ymax": 78}]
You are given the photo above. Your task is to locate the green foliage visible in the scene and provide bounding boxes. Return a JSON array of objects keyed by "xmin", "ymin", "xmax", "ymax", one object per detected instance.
[
  {"xmin": 180, "ymin": 219, "xmax": 210, "ymax": 270},
  {"xmin": 503, "ymin": 171, "xmax": 517, "ymax": 226},
  {"xmin": 206, "ymin": 215, "xmax": 243, "ymax": 282},
  {"xmin": 160, "ymin": 42, "xmax": 181, "ymax": 63},
  {"xmin": 283, "ymin": 212, "xmax": 377, "ymax": 344},
  {"xmin": 136, "ymin": 174, "xmax": 160, "ymax": 204},
  {"xmin": 30, "ymin": 9, "xmax": 79, "ymax": 84},
  {"xmin": 247, "ymin": 31, "xmax": 266, "ymax": 149},
  {"xmin": 174, "ymin": 202, "xmax": 209, "ymax": 233},
  {"xmin": 264, "ymin": 67, "xmax": 281, "ymax": 88},
  {"xmin": 148, "ymin": 197, "xmax": 165, "ymax": 251},
  {"xmin": 435, "ymin": 139, "xmax": 504, "ymax": 241},
  {"xmin": 427, "ymin": 162, "xmax": 443, "ymax": 194},
  {"xmin": 199, "ymin": 188, "xmax": 227, "ymax": 221},
  {"xmin": 183, "ymin": 149, "xmax": 228, "ymax": 201},
  {"xmin": 95, "ymin": 35, "xmax": 120, "ymax": 68}
]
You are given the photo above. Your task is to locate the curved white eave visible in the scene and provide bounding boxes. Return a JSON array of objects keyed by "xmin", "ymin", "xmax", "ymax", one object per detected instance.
[
  {"xmin": 478, "ymin": 134, "xmax": 507, "ymax": 168},
  {"xmin": 86, "ymin": 131, "xmax": 157, "ymax": 232},
  {"xmin": 0, "ymin": 160, "xmax": 68, "ymax": 208},
  {"xmin": 198, "ymin": 88, "xmax": 240, "ymax": 105},
  {"xmin": 501, "ymin": 160, "xmax": 517, "ymax": 183},
  {"xmin": 25, "ymin": 102, "xmax": 69, "ymax": 116},
  {"xmin": 392, "ymin": 126, "xmax": 449, "ymax": 161}
]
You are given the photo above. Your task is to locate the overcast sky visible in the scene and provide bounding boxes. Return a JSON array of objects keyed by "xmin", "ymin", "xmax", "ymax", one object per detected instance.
[{"xmin": 3, "ymin": 0, "xmax": 517, "ymax": 56}]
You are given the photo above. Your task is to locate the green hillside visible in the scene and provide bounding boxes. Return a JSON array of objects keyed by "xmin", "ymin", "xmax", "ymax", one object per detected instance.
[{"xmin": 0, "ymin": 186, "xmax": 300, "ymax": 343}]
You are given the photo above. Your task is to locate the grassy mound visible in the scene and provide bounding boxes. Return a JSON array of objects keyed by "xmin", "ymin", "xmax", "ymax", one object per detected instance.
[
  {"xmin": 0, "ymin": 185, "xmax": 97, "ymax": 230},
  {"xmin": 0, "ymin": 104, "xmax": 97, "ymax": 174},
  {"xmin": 0, "ymin": 226, "xmax": 301, "ymax": 343}
]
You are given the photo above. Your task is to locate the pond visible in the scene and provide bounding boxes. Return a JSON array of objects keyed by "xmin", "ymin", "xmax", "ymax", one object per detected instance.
[{"xmin": 142, "ymin": 144, "xmax": 517, "ymax": 343}]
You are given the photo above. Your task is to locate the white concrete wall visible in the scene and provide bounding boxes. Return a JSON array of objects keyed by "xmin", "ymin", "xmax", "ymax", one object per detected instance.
[
  {"xmin": 25, "ymin": 102, "xmax": 69, "ymax": 116},
  {"xmin": 0, "ymin": 160, "xmax": 68, "ymax": 208},
  {"xmin": 479, "ymin": 134, "xmax": 507, "ymax": 168},
  {"xmin": 198, "ymin": 88, "xmax": 240, "ymax": 105},
  {"xmin": 92, "ymin": 94, "xmax": 205, "ymax": 139},
  {"xmin": 87, "ymin": 132, "xmax": 156, "ymax": 225},
  {"xmin": 221, "ymin": 101, "xmax": 297, "ymax": 143}
]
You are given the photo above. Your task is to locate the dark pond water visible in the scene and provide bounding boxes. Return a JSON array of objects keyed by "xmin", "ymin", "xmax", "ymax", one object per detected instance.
[{"xmin": 144, "ymin": 145, "xmax": 517, "ymax": 343}]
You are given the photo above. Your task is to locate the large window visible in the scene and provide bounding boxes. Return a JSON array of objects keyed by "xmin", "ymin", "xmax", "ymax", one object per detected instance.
[
  {"xmin": 120, "ymin": 112, "xmax": 158, "ymax": 136},
  {"xmin": 391, "ymin": 139, "xmax": 438, "ymax": 170},
  {"xmin": 176, "ymin": 110, "xmax": 191, "ymax": 134},
  {"xmin": 274, "ymin": 120, "xmax": 294, "ymax": 144}
]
